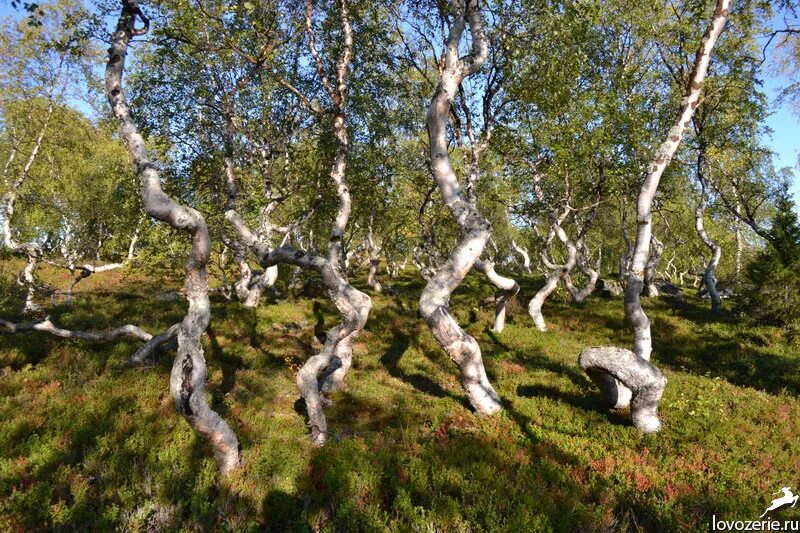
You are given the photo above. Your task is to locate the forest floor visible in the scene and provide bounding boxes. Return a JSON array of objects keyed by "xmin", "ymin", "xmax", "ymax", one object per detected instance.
[{"xmin": 1, "ymin": 261, "xmax": 799, "ymax": 532}]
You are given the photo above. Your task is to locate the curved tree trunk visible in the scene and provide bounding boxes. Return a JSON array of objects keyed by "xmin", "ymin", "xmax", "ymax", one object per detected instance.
[
  {"xmin": 106, "ymin": 1, "xmax": 239, "ymax": 472},
  {"xmin": 624, "ymin": 0, "xmax": 727, "ymax": 361},
  {"xmin": 564, "ymin": 247, "xmax": 601, "ymax": 303},
  {"xmin": 643, "ymin": 234, "xmax": 664, "ymax": 297},
  {"xmin": 582, "ymin": 0, "xmax": 728, "ymax": 429},
  {"xmin": 511, "ymin": 239, "xmax": 531, "ymax": 273},
  {"xmin": 2, "ymin": 100, "xmax": 53, "ymax": 315},
  {"xmin": 695, "ymin": 147, "xmax": 722, "ymax": 312},
  {"xmin": 474, "ymin": 260, "xmax": 519, "ymax": 333},
  {"xmin": 302, "ymin": 0, "xmax": 371, "ymax": 397},
  {"xmin": 56, "ymin": 222, "xmax": 139, "ymax": 307},
  {"xmin": 20, "ymin": 249, "xmax": 41, "ymax": 314},
  {"xmin": 529, "ymin": 268, "xmax": 564, "ymax": 332},
  {"xmin": 579, "ymin": 347, "xmax": 666, "ymax": 433},
  {"xmin": 264, "ymin": 248, "xmax": 371, "ymax": 444},
  {"xmin": 419, "ymin": 0, "xmax": 501, "ymax": 415},
  {"xmin": 366, "ymin": 218, "xmax": 383, "ymax": 292},
  {"xmin": 222, "ymin": 0, "xmax": 371, "ymax": 443},
  {"xmin": 619, "ymin": 202, "xmax": 633, "ymax": 283},
  {"xmin": 527, "ymin": 187, "xmax": 576, "ymax": 332}
]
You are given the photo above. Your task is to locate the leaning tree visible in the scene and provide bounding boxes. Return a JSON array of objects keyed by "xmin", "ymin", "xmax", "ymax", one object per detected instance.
[
  {"xmin": 579, "ymin": 0, "xmax": 730, "ymax": 432},
  {"xmin": 418, "ymin": 0, "xmax": 503, "ymax": 415},
  {"xmin": 106, "ymin": 0, "xmax": 241, "ymax": 472}
]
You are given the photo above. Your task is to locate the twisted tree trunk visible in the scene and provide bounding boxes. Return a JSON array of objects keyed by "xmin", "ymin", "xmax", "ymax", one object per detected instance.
[
  {"xmin": 419, "ymin": 0, "xmax": 501, "ymax": 415},
  {"xmin": 695, "ymin": 144, "xmax": 722, "ymax": 312},
  {"xmin": 581, "ymin": 0, "xmax": 729, "ymax": 430},
  {"xmin": 223, "ymin": 0, "xmax": 371, "ymax": 444},
  {"xmin": 526, "ymin": 167, "xmax": 578, "ymax": 331},
  {"xmin": 474, "ymin": 260, "xmax": 519, "ymax": 333},
  {"xmin": 643, "ymin": 234, "xmax": 664, "ymax": 297},
  {"xmin": 2, "ymin": 100, "xmax": 53, "ymax": 314},
  {"xmin": 564, "ymin": 246, "xmax": 601, "ymax": 303},
  {"xmin": 579, "ymin": 347, "xmax": 666, "ymax": 433},
  {"xmin": 511, "ymin": 239, "xmax": 531, "ymax": 273},
  {"xmin": 366, "ymin": 217, "xmax": 383, "ymax": 292},
  {"xmin": 529, "ymin": 215, "xmax": 577, "ymax": 332},
  {"xmin": 564, "ymin": 193, "xmax": 603, "ymax": 304},
  {"xmin": 624, "ymin": 0, "xmax": 728, "ymax": 361},
  {"xmin": 55, "ymin": 220, "xmax": 140, "ymax": 306},
  {"xmin": 106, "ymin": 0, "xmax": 239, "ymax": 472}
]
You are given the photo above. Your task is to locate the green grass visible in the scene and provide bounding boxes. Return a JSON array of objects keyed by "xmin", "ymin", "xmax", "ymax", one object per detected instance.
[{"xmin": 1, "ymin": 263, "xmax": 799, "ymax": 531}]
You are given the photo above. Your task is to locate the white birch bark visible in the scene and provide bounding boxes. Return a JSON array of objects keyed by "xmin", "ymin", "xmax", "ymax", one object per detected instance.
[
  {"xmin": 582, "ymin": 0, "xmax": 729, "ymax": 429},
  {"xmin": 529, "ymin": 212, "xmax": 577, "ymax": 332},
  {"xmin": 564, "ymin": 245, "xmax": 601, "ymax": 303},
  {"xmin": 624, "ymin": 0, "xmax": 728, "ymax": 360},
  {"xmin": 735, "ymin": 201, "xmax": 743, "ymax": 280},
  {"xmin": 2, "ymin": 101, "xmax": 53, "ymax": 314},
  {"xmin": 106, "ymin": 1, "xmax": 239, "ymax": 472},
  {"xmin": 19, "ymin": 249, "xmax": 41, "ymax": 314},
  {"xmin": 511, "ymin": 239, "xmax": 531, "ymax": 273},
  {"xmin": 564, "ymin": 196, "xmax": 603, "ymax": 303},
  {"xmin": 366, "ymin": 218, "xmax": 382, "ymax": 292},
  {"xmin": 223, "ymin": 0, "xmax": 371, "ymax": 443},
  {"xmin": 56, "ymin": 219, "xmax": 140, "ymax": 306},
  {"xmin": 300, "ymin": 0, "xmax": 372, "ymax": 399},
  {"xmin": 579, "ymin": 347, "xmax": 666, "ymax": 433},
  {"xmin": 1, "ymin": 315, "xmax": 178, "ymax": 364},
  {"xmin": 419, "ymin": 0, "xmax": 501, "ymax": 415},
  {"xmin": 643, "ymin": 234, "xmax": 664, "ymax": 297},
  {"xmin": 695, "ymin": 145, "xmax": 722, "ymax": 312},
  {"xmin": 474, "ymin": 260, "xmax": 519, "ymax": 333},
  {"xmin": 525, "ymin": 168, "xmax": 579, "ymax": 331},
  {"xmin": 619, "ymin": 202, "xmax": 633, "ymax": 283}
]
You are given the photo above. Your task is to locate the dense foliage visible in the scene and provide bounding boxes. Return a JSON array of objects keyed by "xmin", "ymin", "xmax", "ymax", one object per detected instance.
[{"xmin": 1, "ymin": 0, "xmax": 800, "ymax": 529}]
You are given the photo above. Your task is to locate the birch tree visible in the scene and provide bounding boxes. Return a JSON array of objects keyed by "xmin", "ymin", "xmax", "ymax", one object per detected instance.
[
  {"xmin": 581, "ymin": 0, "xmax": 730, "ymax": 432},
  {"xmin": 105, "ymin": 0, "xmax": 240, "ymax": 472},
  {"xmin": 418, "ymin": 0, "xmax": 502, "ymax": 414},
  {"xmin": 694, "ymin": 137, "xmax": 723, "ymax": 311},
  {"xmin": 220, "ymin": 0, "xmax": 373, "ymax": 444}
]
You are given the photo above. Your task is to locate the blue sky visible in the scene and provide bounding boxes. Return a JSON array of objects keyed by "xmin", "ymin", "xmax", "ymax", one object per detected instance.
[{"xmin": 761, "ymin": 64, "xmax": 800, "ymax": 204}]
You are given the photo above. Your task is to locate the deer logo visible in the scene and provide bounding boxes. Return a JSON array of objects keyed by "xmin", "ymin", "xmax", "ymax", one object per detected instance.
[{"xmin": 760, "ymin": 487, "xmax": 799, "ymax": 518}]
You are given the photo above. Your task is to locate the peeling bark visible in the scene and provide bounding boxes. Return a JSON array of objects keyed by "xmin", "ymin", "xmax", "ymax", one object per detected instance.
[
  {"xmin": 106, "ymin": 0, "xmax": 239, "ymax": 472},
  {"xmin": 582, "ymin": 0, "xmax": 728, "ymax": 429},
  {"xmin": 419, "ymin": 0, "xmax": 501, "ymax": 415},
  {"xmin": 579, "ymin": 347, "xmax": 666, "ymax": 433}
]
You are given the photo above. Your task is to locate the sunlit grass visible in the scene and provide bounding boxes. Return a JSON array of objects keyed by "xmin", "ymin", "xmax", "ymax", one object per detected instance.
[{"xmin": 1, "ymin": 263, "xmax": 799, "ymax": 531}]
